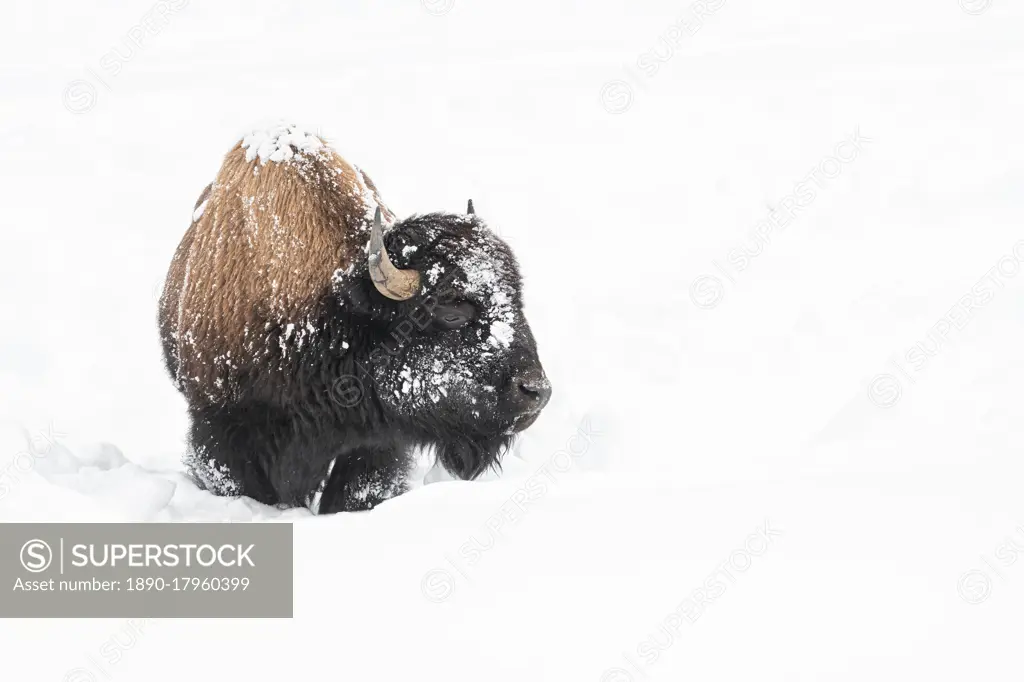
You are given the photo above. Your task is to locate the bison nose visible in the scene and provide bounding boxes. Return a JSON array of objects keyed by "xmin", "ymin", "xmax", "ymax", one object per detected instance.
[{"xmin": 516, "ymin": 374, "xmax": 552, "ymax": 411}]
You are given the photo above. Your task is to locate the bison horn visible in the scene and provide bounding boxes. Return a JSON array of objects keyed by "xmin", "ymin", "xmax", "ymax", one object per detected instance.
[
  {"xmin": 467, "ymin": 199, "xmax": 475, "ymax": 215},
  {"xmin": 368, "ymin": 207, "xmax": 421, "ymax": 301}
]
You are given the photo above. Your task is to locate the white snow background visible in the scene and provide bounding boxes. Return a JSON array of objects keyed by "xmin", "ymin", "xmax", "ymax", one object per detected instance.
[{"xmin": 2, "ymin": 0, "xmax": 1024, "ymax": 679}]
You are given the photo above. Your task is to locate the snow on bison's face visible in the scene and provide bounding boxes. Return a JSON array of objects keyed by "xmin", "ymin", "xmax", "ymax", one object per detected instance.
[{"xmin": 336, "ymin": 208, "xmax": 551, "ymax": 478}]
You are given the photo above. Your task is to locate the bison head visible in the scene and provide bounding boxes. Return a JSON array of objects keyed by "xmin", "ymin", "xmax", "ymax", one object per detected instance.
[{"xmin": 336, "ymin": 205, "xmax": 551, "ymax": 479}]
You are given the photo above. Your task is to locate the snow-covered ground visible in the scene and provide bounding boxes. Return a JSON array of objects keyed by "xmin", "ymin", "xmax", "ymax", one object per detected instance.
[{"xmin": 3, "ymin": 0, "xmax": 1024, "ymax": 678}]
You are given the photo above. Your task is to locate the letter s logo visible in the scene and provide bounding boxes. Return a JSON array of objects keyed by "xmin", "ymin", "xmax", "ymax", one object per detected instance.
[{"xmin": 20, "ymin": 539, "xmax": 53, "ymax": 573}]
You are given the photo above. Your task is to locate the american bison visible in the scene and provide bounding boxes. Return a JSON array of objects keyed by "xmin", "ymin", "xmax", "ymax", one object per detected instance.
[{"xmin": 159, "ymin": 123, "xmax": 551, "ymax": 513}]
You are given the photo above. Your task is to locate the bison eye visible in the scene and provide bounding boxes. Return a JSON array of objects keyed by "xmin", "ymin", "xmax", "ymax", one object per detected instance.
[{"xmin": 433, "ymin": 302, "xmax": 476, "ymax": 329}]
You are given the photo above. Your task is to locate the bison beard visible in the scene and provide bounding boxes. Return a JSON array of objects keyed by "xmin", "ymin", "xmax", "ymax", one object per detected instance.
[{"xmin": 160, "ymin": 125, "xmax": 549, "ymax": 514}]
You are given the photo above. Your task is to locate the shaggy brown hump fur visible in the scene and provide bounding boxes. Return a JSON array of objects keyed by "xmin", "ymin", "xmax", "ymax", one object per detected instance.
[{"xmin": 158, "ymin": 133, "xmax": 394, "ymax": 406}]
